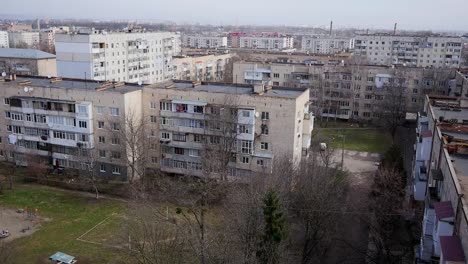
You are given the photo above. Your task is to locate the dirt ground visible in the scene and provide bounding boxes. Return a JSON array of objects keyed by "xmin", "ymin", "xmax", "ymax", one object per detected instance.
[{"xmin": 0, "ymin": 207, "xmax": 42, "ymax": 242}]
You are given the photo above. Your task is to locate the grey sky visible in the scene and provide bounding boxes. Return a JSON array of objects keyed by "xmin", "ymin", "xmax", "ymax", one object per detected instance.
[{"xmin": 3, "ymin": 0, "xmax": 468, "ymax": 31}]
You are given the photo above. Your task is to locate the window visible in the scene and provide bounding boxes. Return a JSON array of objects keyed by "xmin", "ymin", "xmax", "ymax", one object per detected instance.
[
  {"xmin": 413, "ymin": 88, "xmax": 418, "ymax": 94},
  {"xmin": 257, "ymin": 159, "xmax": 264, "ymax": 166},
  {"xmin": 261, "ymin": 111, "xmax": 269, "ymax": 120},
  {"xmin": 365, "ymin": 94, "xmax": 373, "ymax": 100},
  {"xmin": 161, "ymin": 132, "xmax": 170, "ymax": 140},
  {"xmin": 79, "ymin": 121, "xmax": 87, "ymax": 128},
  {"xmin": 241, "ymin": 156, "xmax": 250, "ymax": 164},
  {"xmin": 111, "ymin": 123, "xmax": 120, "ymax": 131},
  {"xmin": 99, "ymin": 150, "xmax": 106, "ymax": 158},
  {"xmin": 240, "ymin": 140, "xmax": 253, "ymax": 154},
  {"xmin": 194, "ymin": 105, "xmax": 204, "ymax": 114},
  {"xmin": 366, "ymin": 86, "xmax": 373, "ymax": 91},
  {"xmin": 175, "ymin": 104, "xmax": 187, "ymax": 112},
  {"xmin": 363, "ymin": 112, "xmax": 371, "ymax": 117},
  {"xmin": 239, "ymin": 125, "xmax": 250, "ymax": 134},
  {"xmin": 194, "ymin": 134, "xmax": 202, "ymax": 142},
  {"xmin": 242, "ymin": 111, "xmax": 250, "ymax": 117},
  {"xmin": 367, "ymin": 77, "xmax": 374, "ymax": 82},
  {"xmin": 112, "ymin": 166, "xmax": 121, "ymax": 175},
  {"xmin": 112, "ymin": 151, "xmax": 121, "ymax": 159},
  {"xmin": 160, "ymin": 117, "xmax": 169, "ymax": 125},
  {"xmin": 173, "ymin": 133, "xmax": 187, "ymax": 142},
  {"xmin": 273, "ymin": 73, "xmax": 280, "ymax": 78},
  {"xmin": 98, "ymin": 121, "xmax": 104, "ymax": 129},
  {"xmin": 210, "ymin": 136, "xmax": 221, "ymax": 145},
  {"xmin": 151, "ymin": 157, "xmax": 158, "ymax": 164},
  {"xmin": 98, "ymin": 136, "xmax": 105, "ymax": 143},
  {"xmin": 174, "ymin": 148, "xmax": 185, "ymax": 155},
  {"xmin": 260, "ymin": 142, "xmax": 269, "ymax": 150},
  {"xmin": 5, "ymin": 112, "xmax": 10, "ymax": 118},
  {"xmin": 261, "ymin": 125, "xmax": 269, "ymax": 135},
  {"xmin": 160, "ymin": 101, "xmax": 172, "ymax": 111},
  {"xmin": 110, "ymin": 107, "xmax": 120, "ymax": 116},
  {"xmin": 150, "ymin": 101, "xmax": 157, "ymax": 109},
  {"xmin": 111, "ymin": 137, "xmax": 120, "ymax": 145},
  {"xmin": 25, "ymin": 114, "xmax": 32, "ymax": 122},
  {"xmin": 100, "ymin": 164, "xmax": 106, "ymax": 172},
  {"xmin": 97, "ymin": 106, "xmax": 104, "ymax": 114},
  {"xmin": 189, "ymin": 149, "xmax": 200, "ymax": 157},
  {"xmin": 4, "ymin": 98, "xmax": 10, "ymax": 105},
  {"xmin": 150, "ymin": 116, "xmax": 157, "ymax": 123}
]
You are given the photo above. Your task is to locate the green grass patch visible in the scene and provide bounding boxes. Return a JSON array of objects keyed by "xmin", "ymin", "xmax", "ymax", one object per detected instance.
[
  {"xmin": 0, "ymin": 184, "xmax": 127, "ymax": 264},
  {"xmin": 316, "ymin": 128, "xmax": 391, "ymax": 153}
]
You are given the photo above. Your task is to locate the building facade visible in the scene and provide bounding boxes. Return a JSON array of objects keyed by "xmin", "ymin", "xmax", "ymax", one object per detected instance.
[
  {"xmin": 301, "ymin": 36, "xmax": 354, "ymax": 54},
  {"xmin": 181, "ymin": 35, "xmax": 227, "ymax": 49},
  {"xmin": 233, "ymin": 61, "xmax": 456, "ymax": 120},
  {"xmin": 0, "ymin": 48, "xmax": 57, "ymax": 76},
  {"xmin": 39, "ymin": 29, "xmax": 55, "ymax": 52},
  {"xmin": 55, "ymin": 29, "xmax": 181, "ymax": 84},
  {"xmin": 354, "ymin": 34, "xmax": 463, "ymax": 68},
  {"xmin": 0, "ymin": 31, "xmax": 8, "ymax": 48},
  {"xmin": 0, "ymin": 76, "xmax": 314, "ymax": 180},
  {"xmin": 168, "ymin": 53, "xmax": 232, "ymax": 82},
  {"xmin": 238, "ymin": 33, "xmax": 294, "ymax": 50},
  {"xmin": 412, "ymin": 95, "xmax": 468, "ymax": 263},
  {"xmin": 8, "ymin": 31, "xmax": 40, "ymax": 48}
]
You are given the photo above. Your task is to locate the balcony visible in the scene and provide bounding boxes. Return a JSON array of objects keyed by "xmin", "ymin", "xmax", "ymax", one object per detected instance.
[
  {"xmin": 413, "ymin": 163, "xmax": 427, "ymax": 201},
  {"xmin": 160, "ymin": 110, "xmax": 205, "ymax": 120}
]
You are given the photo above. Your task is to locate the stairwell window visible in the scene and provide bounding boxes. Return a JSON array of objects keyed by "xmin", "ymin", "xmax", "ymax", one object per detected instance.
[
  {"xmin": 261, "ymin": 111, "xmax": 269, "ymax": 120},
  {"xmin": 260, "ymin": 142, "xmax": 269, "ymax": 150},
  {"xmin": 241, "ymin": 156, "xmax": 250, "ymax": 164}
]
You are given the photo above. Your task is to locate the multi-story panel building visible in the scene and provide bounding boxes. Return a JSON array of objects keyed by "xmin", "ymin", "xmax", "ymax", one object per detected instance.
[
  {"xmin": 0, "ymin": 76, "xmax": 143, "ymax": 180},
  {"xmin": 39, "ymin": 29, "xmax": 55, "ymax": 52},
  {"xmin": 239, "ymin": 33, "xmax": 294, "ymax": 50},
  {"xmin": 144, "ymin": 81, "xmax": 313, "ymax": 178},
  {"xmin": 8, "ymin": 31, "xmax": 40, "ymax": 48},
  {"xmin": 0, "ymin": 31, "xmax": 9, "ymax": 48},
  {"xmin": 412, "ymin": 95, "xmax": 468, "ymax": 263},
  {"xmin": 354, "ymin": 33, "xmax": 463, "ymax": 68},
  {"xmin": 55, "ymin": 29, "xmax": 181, "ymax": 84},
  {"xmin": 181, "ymin": 35, "xmax": 227, "ymax": 49},
  {"xmin": 0, "ymin": 48, "xmax": 57, "ymax": 76},
  {"xmin": 301, "ymin": 36, "xmax": 354, "ymax": 54},
  {"xmin": 168, "ymin": 53, "xmax": 232, "ymax": 82},
  {"xmin": 233, "ymin": 61, "xmax": 456, "ymax": 119}
]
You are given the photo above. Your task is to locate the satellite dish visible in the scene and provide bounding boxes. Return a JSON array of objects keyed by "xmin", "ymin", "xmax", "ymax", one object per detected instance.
[
  {"xmin": 255, "ymin": 112, "xmax": 260, "ymax": 118},
  {"xmin": 137, "ymin": 80, "xmax": 143, "ymax": 86},
  {"xmin": 24, "ymin": 87, "xmax": 29, "ymax": 92},
  {"xmin": 1, "ymin": 72, "xmax": 6, "ymax": 77},
  {"xmin": 47, "ymin": 75, "xmax": 52, "ymax": 79}
]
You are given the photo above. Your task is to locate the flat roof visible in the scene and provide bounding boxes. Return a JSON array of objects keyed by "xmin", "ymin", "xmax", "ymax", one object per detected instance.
[
  {"xmin": 3, "ymin": 76, "xmax": 142, "ymax": 94},
  {"xmin": 0, "ymin": 48, "xmax": 56, "ymax": 60},
  {"xmin": 150, "ymin": 81, "xmax": 307, "ymax": 99}
]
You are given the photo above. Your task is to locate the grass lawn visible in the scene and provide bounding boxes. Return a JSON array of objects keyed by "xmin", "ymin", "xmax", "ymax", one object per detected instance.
[
  {"xmin": 0, "ymin": 184, "xmax": 127, "ymax": 264},
  {"xmin": 316, "ymin": 128, "xmax": 392, "ymax": 153}
]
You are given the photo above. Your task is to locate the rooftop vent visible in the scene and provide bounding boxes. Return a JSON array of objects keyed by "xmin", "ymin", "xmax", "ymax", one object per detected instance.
[
  {"xmin": 18, "ymin": 80, "xmax": 31, "ymax": 85},
  {"xmin": 253, "ymin": 84, "xmax": 265, "ymax": 95},
  {"xmin": 50, "ymin": 77, "xmax": 62, "ymax": 83}
]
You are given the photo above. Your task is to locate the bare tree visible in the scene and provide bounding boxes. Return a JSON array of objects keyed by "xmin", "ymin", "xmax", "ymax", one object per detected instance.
[
  {"xmin": 77, "ymin": 146, "xmax": 101, "ymax": 199},
  {"xmin": 108, "ymin": 110, "xmax": 149, "ymax": 184}
]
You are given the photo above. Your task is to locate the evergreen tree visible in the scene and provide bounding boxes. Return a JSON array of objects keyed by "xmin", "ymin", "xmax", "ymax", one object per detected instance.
[{"xmin": 257, "ymin": 189, "xmax": 287, "ymax": 264}]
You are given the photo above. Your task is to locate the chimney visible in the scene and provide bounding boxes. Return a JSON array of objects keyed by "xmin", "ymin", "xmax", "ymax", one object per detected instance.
[
  {"xmin": 393, "ymin": 23, "xmax": 397, "ymax": 35},
  {"xmin": 329, "ymin": 21, "xmax": 333, "ymax": 36},
  {"xmin": 253, "ymin": 84, "xmax": 265, "ymax": 95}
]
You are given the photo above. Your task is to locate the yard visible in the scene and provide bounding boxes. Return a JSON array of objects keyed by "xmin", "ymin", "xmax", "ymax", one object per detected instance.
[
  {"xmin": 0, "ymin": 184, "xmax": 127, "ymax": 264},
  {"xmin": 316, "ymin": 128, "xmax": 392, "ymax": 153}
]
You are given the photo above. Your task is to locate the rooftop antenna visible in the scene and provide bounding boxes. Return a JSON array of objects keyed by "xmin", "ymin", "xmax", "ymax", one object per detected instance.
[
  {"xmin": 393, "ymin": 23, "xmax": 397, "ymax": 35},
  {"xmin": 329, "ymin": 21, "xmax": 333, "ymax": 36},
  {"xmin": 84, "ymin": 72, "xmax": 87, "ymax": 89}
]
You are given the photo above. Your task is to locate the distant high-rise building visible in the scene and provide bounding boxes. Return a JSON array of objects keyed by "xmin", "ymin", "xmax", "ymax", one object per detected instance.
[
  {"xmin": 0, "ymin": 31, "xmax": 9, "ymax": 48},
  {"xmin": 301, "ymin": 36, "xmax": 354, "ymax": 54},
  {"xmin": 354, "ymin": 33, "xmax": 463, "ymax": 68},
  {"xmin": 181, "ymin": 34, "xmax": 227, "ymax": 49},
  {"xmin": 8, "ymin": 31, "xmax": 40, "ymax": 48},
  {"xmin": 238, "ymin": 33, "xmax": 294, "ymax": 50},
  {"xmin": 55, "ymin": 29, "xmax": 181, "ymax": 84}
]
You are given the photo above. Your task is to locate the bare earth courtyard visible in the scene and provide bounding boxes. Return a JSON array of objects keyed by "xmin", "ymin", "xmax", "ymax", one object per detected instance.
[{"xmin": 0, "ymin": 207, "xmax": 43, "ymax": 242}]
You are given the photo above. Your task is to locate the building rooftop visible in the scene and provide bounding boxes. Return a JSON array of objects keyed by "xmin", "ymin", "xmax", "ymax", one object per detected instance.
[
  {"xmin": 356, "ymin": 33, "xmax": 461, "ymax": 39},
  {"xmin": 0, "ymin": 48, "xmax": 56, "ymax": 60},
  {"xmin": 3, "ymin": 76, "xmax": 143, "ymax": 94},
  {"xmin": 151, "ymin": 81, "xmax": 307, "ymax": 99}
]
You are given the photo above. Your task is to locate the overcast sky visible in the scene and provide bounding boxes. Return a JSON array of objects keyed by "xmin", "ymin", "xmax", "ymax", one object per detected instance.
[{"xmin": 2, "ymin": 0, "xmax": 468, "ymax": 31}]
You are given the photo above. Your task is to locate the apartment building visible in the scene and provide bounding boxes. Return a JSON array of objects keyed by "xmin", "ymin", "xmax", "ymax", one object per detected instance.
[
  {"xmin": 0, "ymin": 76, "xmax": 143, "ymax": 180},
  {"xmin": 354, "ymin": 33, "xmax": 463, "ymax": 68},
  {"xmin": 227, "ymin": 32, "xmax": 246, "ymax": 48},
  {"xmin": 8, "ymin": 31, "xmax": 40, "ymax": 48},
  {"xmin": 168, "ymin": 53, "xmax": 232, "ymax": 82},
  {"xmin": 233, "ymin": 61, "xmax": 455, "ymax": 119},
  {"xmin": 0, "ymin": 31, "xmax": 8, "ymax": 48},
  {"xmin": 55, "ymin": 29, "xmax": 181, "ymax": 84},
  {"xmin": 144, "ymin": 81, "xmax": 313, "ymax": 178},
  {"xmin": 0, "ymin": 48, "xmax": 57, "ymax": 76},
  {"xmin": 412, "ymin": 95, "xmax": 468, "ymax": 263},
  {"xmin": 39, "ymin": 29, "xmax": 55, "ymax": 52},
  {"xmin": 238, "ymin": 33, "xmax": 294, "ymax": 50},
  {"xmin": 181, "ymin": 34, "xmax": 227, "ymax": 49},
  {"xmin": 301, "ymin": 36, "xmax": 354, "ymax": 54}
]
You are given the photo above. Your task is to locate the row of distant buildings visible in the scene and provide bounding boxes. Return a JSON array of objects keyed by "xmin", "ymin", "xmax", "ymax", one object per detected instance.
[{"xmin": 411, "ymin": 71, "xmax": 468, "ymax": 263}]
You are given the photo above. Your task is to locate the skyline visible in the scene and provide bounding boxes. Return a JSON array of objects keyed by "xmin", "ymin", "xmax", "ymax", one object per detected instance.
[{"xmin": 2, "ymin": 0, "xmax": 468, "ymax": 32}]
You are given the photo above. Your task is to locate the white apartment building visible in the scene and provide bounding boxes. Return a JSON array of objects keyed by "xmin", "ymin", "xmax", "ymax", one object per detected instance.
[
  {"xmin": 181, "ymin": 35, "xmax": 227, "ymax": 49},
  {"xmin": 413, "ymin": 95, "xmax": 468, "ymax": 263},
  {"xmin": 55, "ymin": 29, "xmax": 181, "ymax": 84},
  {"xmin": 168, "ymin": 53, "xmax": 232, "ymax": 82},
  {"xmin": 301, "ymin": 36, "xmax": 354, "ymax": 54},
  {"xmin": 239, "ymin": 34, "xmax": 294, "ymax": 50},
  {"xmin": 354, "ymin": 34, "xmax": 463, "ymax": 68},
  {"xmin": 8, "ymin": 31, "xmax": 40, "ymax": 48},
  {"xmin": 0, "ymin": 31, "xmax": 8, "ymax": 48},
  {"xmin": 39, "ymin": 29, "xmax": 55, "ymax": 52}
]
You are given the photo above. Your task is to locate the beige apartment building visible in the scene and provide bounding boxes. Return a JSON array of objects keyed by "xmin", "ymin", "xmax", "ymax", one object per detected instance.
[
  {"xmin": 168, "ymin": 53, "xmax": 232, "ymax": 82},
  {"xmin": 0, "ymin": 76, "xmax": 313, "ymax": 180},
  {"xmin": 412, "ymin": 95, "xmax": 468, "ymax": 263},
  {"xmin": 233, "ymin": 61, "xmax": 456, "ymax": 120},
  {"xmin": 0, "ymin": 48, "xmax": 57, "ymax": 76}
]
